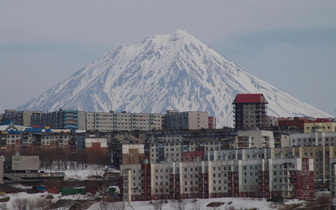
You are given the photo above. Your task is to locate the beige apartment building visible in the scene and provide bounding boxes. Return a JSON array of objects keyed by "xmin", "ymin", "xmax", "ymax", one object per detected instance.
[
  {"xmin": 86, "ymin": 111, "xmax": 164, "ymax": 132},
  {"xmin": 272, "ymin": 145, "xmax": 336, "ymax": 185},
  {"xmin": 304, "ymin": 118, "xmax": 336, "ymax": 133}
]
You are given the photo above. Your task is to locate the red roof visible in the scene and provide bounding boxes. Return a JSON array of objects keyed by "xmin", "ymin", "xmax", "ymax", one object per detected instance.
[
  {"xmin": 234, "ymin": 94, "xmax": 267, "ymax": 103},
  {"xmin": 311, "ymin": 118, "xmax": 331, "ymax": 123}
]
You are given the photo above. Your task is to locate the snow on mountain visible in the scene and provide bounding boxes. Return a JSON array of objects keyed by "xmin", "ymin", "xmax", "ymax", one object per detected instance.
[{"xmin": 17, "ymin": 30, "xmax": 331, "ymax": 127}]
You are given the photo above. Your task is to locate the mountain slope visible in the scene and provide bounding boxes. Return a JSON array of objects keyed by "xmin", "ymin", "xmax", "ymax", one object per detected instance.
[{"xmin": 18, "ymin": 30, "xmax": 331, "ymax": 127}]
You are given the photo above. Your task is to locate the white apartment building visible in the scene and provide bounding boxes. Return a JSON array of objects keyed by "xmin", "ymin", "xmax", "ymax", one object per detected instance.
[
  {"xmin": 205, "ymin": 148, "xmax": 272, "ymax": 162},
  {"xmin": 148, "ymin": 134, "xmax": 228, "ymax": 163},
  {"xmin": 120, "ymin": 157, "xmax": 314, "ymax": 202},
  {"xmin": 86, "ymin": 111, "xmax": 164, "ymax": 132},
  {"xmin": 290, "ymin": 132, "xmax": 336, "ymax": 147}
]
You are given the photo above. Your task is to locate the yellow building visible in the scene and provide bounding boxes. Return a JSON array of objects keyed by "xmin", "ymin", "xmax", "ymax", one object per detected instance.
[
  {"xmin": 272, "ymin": 145, "xmax": 336, "ymax": 186},
  {"xmin": 304, "ymin": 118, "xmax": 336, "ymax": 133}
]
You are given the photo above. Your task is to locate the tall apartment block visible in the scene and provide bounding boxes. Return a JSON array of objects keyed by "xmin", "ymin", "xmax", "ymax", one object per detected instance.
[
  {"xmin": 165, "ymin": 110, "xmax": 210, "ymax": 130},
  {"xmin": 232, "ymin": 94, "xmax": 268, "ymax": 130}
]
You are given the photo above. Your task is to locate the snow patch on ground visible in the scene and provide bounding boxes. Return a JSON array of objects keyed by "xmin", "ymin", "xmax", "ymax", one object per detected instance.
[
  {"xmin": 0, "ymin": 191, "xmax": 307, "ymax": 210},
  {"xmin": 88, "ymin": 197, "xmax": 304, "ymax": 210}
]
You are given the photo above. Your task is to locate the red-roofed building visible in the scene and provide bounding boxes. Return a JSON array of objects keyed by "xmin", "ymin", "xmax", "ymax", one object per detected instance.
[
  {"xmin": 232, "ymin": 94, "xmax": 268, "ymax": 130},
  {"xmin": 311, "ymin": 118, "xmax": 331, "ymax": 123},
  {"xmin": 234, "ymin": 94, "xmax": 265, "ymax": 104},
  {"xmin": 304, "ymin": 118, "xmax": 336, "ymax": 133}
]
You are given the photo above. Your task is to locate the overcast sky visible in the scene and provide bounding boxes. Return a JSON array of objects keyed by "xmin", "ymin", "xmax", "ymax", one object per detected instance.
[{"xmin": 1, "ymin": 0, "xmax": 335, "ymax": 116}]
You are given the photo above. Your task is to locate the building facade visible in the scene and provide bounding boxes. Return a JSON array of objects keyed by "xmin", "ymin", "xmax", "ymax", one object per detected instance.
[
  {"xmin": 165, "ymin": 110, "xmax": 210, "ymax": 130},
  {"xmin": 120, "ymin": 157, "xmax": 314, "ymax": 202},
  {"xmin": 232, "ymin": 94, "xmax": 268, "ymax": 130},
  {"xmin": 277, "ymin": 117, "xmax": 309, "ymax": 130},
  {"xmin": 304, "ymin": 118, "xmax": 336, "ymax": 133},
  {"xmin": 236, "ymin": 130, "xmax": 274, "ymax": 149},
  {"xmin": 1, "ymin": 109, "xmax": 44, "ymax": 127},
  {"xmin": 86, "ymin": 111, "xmax": 164, "ymax": 132},
  {"xmin": 31, "ymin": 109, "xmax": 86, "ymax": 130}
]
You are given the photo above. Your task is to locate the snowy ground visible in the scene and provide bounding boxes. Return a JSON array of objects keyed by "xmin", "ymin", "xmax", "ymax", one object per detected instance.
[
  {"xmin": 0, "ymin": 193, "xmax": 308, "ymax": 210},
  {"xmin": 89, "ymin": 197, "xmax": 279, "ymax": 210},
  {"xmin": 1, "ymin": 192, "xmax": 305, "ymax": 210}
]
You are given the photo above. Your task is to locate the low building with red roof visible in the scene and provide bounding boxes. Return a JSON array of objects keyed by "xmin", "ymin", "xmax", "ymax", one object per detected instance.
[{"xmin": 304, "ymin": 118, "xmax": 336, "ymax": 133}]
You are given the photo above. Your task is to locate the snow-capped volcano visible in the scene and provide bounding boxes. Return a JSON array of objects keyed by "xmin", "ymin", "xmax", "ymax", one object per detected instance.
[{"xmin": 18, "ymin": 30, "xmax": 331, "ymax": 127}]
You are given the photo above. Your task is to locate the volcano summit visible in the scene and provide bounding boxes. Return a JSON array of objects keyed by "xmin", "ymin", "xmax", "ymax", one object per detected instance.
[{"xmin": 18, "ymin": 30, "xmax": 330, "ymax": 127}]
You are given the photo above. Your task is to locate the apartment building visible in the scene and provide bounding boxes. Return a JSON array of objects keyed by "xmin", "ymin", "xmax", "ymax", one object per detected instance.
[
  {"xmin": 1, "ymin": 132, "xmax": 29, "ymax": 152},
  {"xmin": 86, "ymin": 111, "xmax": 164, "ymax": 132},
  {"xmin": 277, "ymin": 117, "xmax": 309, "ymax": 130},
  {"xmin": 272, "ymin": 146, "xmax": 336, "ymax": 185},
  {"xmin": 120, "ymin": 157, "xmax": 314, "ymax": 202},
  {"xmin": 31, "ymin": 109, "xmax": 86, "ymax": 130},
  {"xmin": 111, "ymin": 128, "xmax": 235, "ymax": 166},
  {"xmin": 265, "ymin": 116, "xmax": 278, "ymax": 127},
  {"xmin": 1, "ymin": 109, "xmax": 44, "ymax": 127},
  {"xmin": 329, "ymin": 162, "xmax": 336, "ymax": 197},
  {"xmin": 290, "ymin": 132, "xmax": 336, "ymax": 147},
  {"xmin": 112, "ymin": 141, "xmax": 145, "ymax": 167},
  {"xmin": 205, "ymin": 148, "xmax": 272, "ymax": 162},
  {"xmin": 40, "ymin": 133, "xmax": 75, "ymax": 149},
  {"xmin": 165, "ymin": 110, "xmax": 209, "ymax": 130},
  {"xmin": 3, "ymin": 109, "xmax": 218, "ymax": 132},
  {"xmin": 120, "ymin": 163, "xmax": 151, "ymax": 202},
  {"xmin": 208, "ymin": 116, "xmax": 216, "ymax": 129},
  {"xmin": 304, "ymin": 118, "xmax": 336, "ymax": 133},
  {"xmin": 273, "ymin": 132, "xmax": 290, "ymax": 148},
  {"xmin": 235, "ymin": 130, "xmax": 274, "ymax": 149},
  {"xmin": 147, "ymin": 133, "xmax": 184, "ymax": 163},
  {"xmin": 147, "ymin": 134, "xmax": 230, "ymax": 163},
  {"xmin": 206, "ymin": 146, "xmax": 334, "ymax": 187},
  {"xmin": 0, "ymin": 130, "xmax": 77, "ymax": 152},
  {"xmin": 232, "ymin": 94, "xmax": 268, "ymax": 130}
]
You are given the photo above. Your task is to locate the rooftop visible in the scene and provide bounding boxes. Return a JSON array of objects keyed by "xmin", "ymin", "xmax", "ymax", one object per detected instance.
[{"xmin": 233, "ymin": 94, "xmax": 268, "ymax": 104}]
